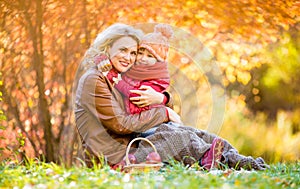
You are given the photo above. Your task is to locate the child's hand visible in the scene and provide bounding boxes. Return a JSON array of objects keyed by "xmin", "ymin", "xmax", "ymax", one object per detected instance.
[{"xmin": 94, "ymin": 54, "xmax": 112, "ymax": 72}]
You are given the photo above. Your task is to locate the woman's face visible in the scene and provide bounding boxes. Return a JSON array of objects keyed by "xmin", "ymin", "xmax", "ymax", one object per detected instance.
[{"xmin": 108, "ymin": 36, "xmax": 138, "ymax": 73}]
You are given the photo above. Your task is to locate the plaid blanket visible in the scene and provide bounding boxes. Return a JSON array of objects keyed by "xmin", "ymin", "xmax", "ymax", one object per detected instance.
[{"xmin": 134, "ymin": 123, "xmax": 269, "ymax": 170}]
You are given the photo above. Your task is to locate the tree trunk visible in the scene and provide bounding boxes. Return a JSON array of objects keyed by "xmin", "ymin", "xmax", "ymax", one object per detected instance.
[{"xmin": 21, "ymin": 0, "xmax": 55, "ymax": 162}]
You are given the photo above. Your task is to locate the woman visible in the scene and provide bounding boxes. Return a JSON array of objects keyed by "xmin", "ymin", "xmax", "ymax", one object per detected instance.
[{"xmin": 75, "ymin": 23, "xmax": 181, "ymax": 167}]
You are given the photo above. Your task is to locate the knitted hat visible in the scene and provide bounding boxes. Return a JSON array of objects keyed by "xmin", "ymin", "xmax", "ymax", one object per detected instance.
[{"xmin": 140, "ymin": 24, "xmax": 173, "ymax": 62}]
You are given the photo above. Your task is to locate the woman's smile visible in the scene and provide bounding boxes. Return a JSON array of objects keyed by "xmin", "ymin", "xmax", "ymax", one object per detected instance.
[{"xmin": 108, "ymin": 36, "xmax": 138, "ymax": 73}]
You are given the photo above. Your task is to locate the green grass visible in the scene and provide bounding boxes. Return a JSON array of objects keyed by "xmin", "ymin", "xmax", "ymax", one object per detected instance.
[{"xmin": 0, "ymin": 160, "xmax": 299, "ymax": 189}]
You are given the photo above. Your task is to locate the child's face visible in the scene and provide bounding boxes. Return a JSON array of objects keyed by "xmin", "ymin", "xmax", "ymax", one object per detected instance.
[{"xmin": 136, "ymin": 48, "xmax": 157, "ymax": 65}]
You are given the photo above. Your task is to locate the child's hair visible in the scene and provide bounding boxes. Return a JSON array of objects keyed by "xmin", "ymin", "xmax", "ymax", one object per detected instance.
[{"xmin": 139, "ymin": 24, "xmax": 174, "ymax": 62}]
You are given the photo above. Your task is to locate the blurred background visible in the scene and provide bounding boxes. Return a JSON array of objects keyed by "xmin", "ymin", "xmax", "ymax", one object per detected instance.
[{"xmin": 0, "ymin": 0, "xmax": 299, "ymax": 166}]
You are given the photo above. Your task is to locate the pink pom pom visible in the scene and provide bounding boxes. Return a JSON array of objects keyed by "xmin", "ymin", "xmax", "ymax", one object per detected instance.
[{"xmin": 154, "ymin": 24, "xmax": 173, "ymax": 39}]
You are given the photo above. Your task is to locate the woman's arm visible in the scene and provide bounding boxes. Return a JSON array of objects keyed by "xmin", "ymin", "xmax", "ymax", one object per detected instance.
[
  {"xmin": 129, "ymin": 85, "xmax": 174, "ymax": 108},
  {"xmin": 166, "ymin": 107, "xmax": 182, "ymax": 124},
  {"xmin": 80, "ymin": 71, "xmax": 169, "ymax": 134}
]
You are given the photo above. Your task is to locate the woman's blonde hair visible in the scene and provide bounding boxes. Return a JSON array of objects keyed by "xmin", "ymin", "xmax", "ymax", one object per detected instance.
[{"xmin": 82, "ymin": 23, "xmax": 144, "ymax": 70}]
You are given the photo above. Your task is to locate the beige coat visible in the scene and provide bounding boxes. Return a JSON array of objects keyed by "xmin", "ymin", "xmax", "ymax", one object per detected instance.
[{"xmin": 75, "ymin": 67, "xmax": 170, "ymax": 166}]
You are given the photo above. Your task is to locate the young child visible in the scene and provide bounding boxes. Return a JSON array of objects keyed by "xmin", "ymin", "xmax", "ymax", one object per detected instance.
[{"xmin": 95, "ymin": 24, "xmax": 173, "ymax": 115}]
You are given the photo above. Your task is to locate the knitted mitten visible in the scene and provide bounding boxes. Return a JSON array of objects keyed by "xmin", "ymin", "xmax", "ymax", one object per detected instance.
[{"xmin": 94, "ymin": 54, "xmax": 112, "ymax": 72}]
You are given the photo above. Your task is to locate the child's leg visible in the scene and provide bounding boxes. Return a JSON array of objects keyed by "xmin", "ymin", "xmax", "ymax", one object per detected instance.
[
  {"xmin": 138, "ymin": 122, "xmax": 180, "ymax": 138},
  {"xmin": 138, "ymin": 126, "xmax": 158, "ymax": 138}
]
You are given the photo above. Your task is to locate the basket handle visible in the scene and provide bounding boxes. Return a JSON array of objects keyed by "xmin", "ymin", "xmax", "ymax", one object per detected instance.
[{"xmin": 125, "ymin": 137, "xmax": 157, "ymax": 165}]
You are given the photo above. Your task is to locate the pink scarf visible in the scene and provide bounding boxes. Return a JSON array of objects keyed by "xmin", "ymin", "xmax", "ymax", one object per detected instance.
[{"xmin": 124, "ymin": 62, "xmax": 169, "ymax": 80}]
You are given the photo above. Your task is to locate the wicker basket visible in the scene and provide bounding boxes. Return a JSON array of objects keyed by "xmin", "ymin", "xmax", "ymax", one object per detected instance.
[{"xmin": 123, "ymin": 137, "xmax": 163, "ymax": 173}]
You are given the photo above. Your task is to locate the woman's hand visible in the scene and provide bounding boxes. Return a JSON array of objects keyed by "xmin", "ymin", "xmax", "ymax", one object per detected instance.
[
  {"xmin": 166, "ymin": 107, "xmax": 182, "ymax": 124},
  {"xmin": 129, "ymin": 85, "xmax": 164, "ymax": 107}
]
